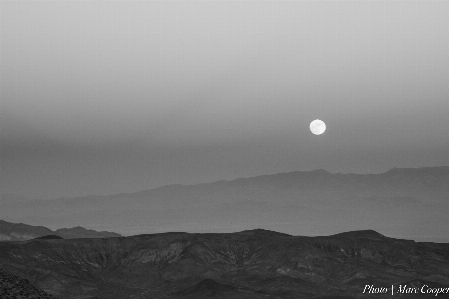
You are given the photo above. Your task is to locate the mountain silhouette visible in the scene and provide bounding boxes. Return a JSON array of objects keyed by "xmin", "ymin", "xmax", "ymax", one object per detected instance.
[
  {"xmin": 0, "ymin": 220, "xmax": 121, "ymax": 241},
  {"xmin": 2, "ymin": 166, "xmax": 447, "ymax": 241},
  {"xmin": 34, "ymin": 235, "xmax": 64, "ymax": 240}
]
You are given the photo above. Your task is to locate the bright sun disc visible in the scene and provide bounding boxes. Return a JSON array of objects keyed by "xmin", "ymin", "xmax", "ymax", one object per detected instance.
[{"xmin": 310, "ymin": 119, "xmax": 326, "ymax": 135}]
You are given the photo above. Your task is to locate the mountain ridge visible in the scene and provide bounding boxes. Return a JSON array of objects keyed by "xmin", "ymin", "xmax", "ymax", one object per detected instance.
[
  {"xmin": 1, "ymin": 228, "xmax": 448, "ymax": 298},
  {"xmin": 0, "ymin": 220, "xmax": 122, "ymax": 241},
  {"xmin": 2, "ymin": 166, "xmax": 448, "ymax": 241},
  {"xmin": 51, "ymin": 165, "xmax": 449, "ymax": 204},
  {"xmin": 2, "ymin": 166, "xmax": 448, "ymax": 201}
]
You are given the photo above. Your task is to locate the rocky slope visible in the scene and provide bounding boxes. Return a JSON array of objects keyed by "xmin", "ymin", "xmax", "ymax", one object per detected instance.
[
  {"xmin": 0, "ymin": 220, "xmax": 122, "ymax": 241},
  {"xmin": 1, "ymin": 229, "xmax": 448, "ymax": 298},
  {"xmin": 0, "ymin": 268, "xmax": 57, "ymax": 299}
]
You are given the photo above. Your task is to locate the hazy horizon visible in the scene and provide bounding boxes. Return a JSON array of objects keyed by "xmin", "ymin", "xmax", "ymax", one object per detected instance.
[{"xmin": 1, "ymin": 0, "xmax": 448, "ymax": 199}]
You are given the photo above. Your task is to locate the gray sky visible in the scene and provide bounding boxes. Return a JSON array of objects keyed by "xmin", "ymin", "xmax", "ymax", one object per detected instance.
[{"xmin": 1, "ymin": 0, "xmax": 448, "ymax": 199}]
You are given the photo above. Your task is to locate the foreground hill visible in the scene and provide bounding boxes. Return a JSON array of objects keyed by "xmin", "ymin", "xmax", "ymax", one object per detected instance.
[
  {"xmin": 0, "ymin": 220, "xmax": 122, "ymax": 241},
  {"xmin": 2, "ymin": 167, "xmax": 448, "ymax": 241},
  {"xmin": 1, "ymin": 229, "xmax": 449, "ymax": 299},
  {"xmin": 0, "ymin": 268, "xmax": 57, "ymax": 299}
]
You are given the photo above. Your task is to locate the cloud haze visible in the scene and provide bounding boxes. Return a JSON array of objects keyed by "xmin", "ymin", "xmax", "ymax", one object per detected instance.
[{"xmin": 1, "ymin": 1, "xmax": 448, "ymax": 199}]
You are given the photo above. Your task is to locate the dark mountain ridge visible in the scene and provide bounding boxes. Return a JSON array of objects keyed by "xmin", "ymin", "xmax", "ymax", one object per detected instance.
[
  {"xmin": 1, "ymin": 229, "xmax": 449, "ymax": 298},
  {"xmin": 34, "ymin": 235, "xmax": 64, "ymax": 240},
  {"xmin": 0, "ymin": 220, "xmax": 122, "ymax": 241},
  {"xmin": 54, "ymin": 226, "xmax": 122, "ymax": 239},
  {"xmin": 331, "ymin": 229, "xmax": 388, "ymax": 241}
]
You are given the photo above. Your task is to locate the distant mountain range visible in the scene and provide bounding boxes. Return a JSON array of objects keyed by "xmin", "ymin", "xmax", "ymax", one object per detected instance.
[
  {"xmin": 0, "ymin": 220, "xmax": 121, "ymax": 241},
  {"xmin": 1, "ymin": 229, "xmax": 449, "ymax": 298},
  {"xmin": 1, "ymin": 166, "xmax": 448, "ymax": 241}
]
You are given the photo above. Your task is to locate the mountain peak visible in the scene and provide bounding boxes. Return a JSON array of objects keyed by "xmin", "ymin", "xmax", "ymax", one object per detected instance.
[
  {"xmin": 332, "ymin": 229, "xmax": 387, "ymax": 240},
  {"xmin": 237, "ymin": 228, "xmax": 292, "ymax": 237},
  {"xmin": 385, "ymin": 166, "xmax": 449, "ymax": 175}
]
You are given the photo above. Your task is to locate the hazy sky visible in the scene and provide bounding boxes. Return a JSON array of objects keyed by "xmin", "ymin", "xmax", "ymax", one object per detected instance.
[{"xmin": 1, "ymin": 0, "xmax": 448, "ymax": 199}]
